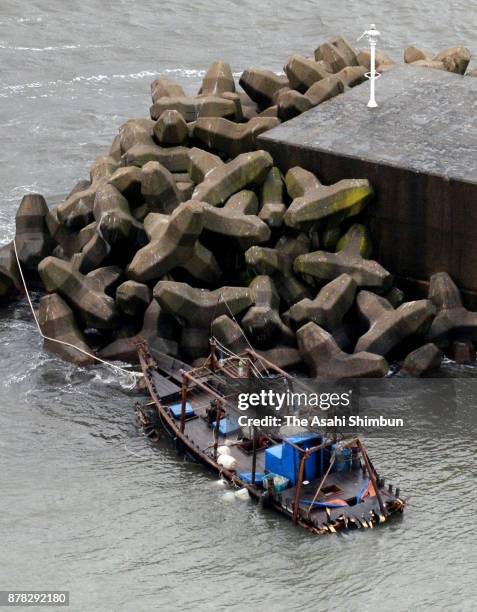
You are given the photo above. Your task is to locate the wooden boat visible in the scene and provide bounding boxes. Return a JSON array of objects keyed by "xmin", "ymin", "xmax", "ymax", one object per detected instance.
[{"xmin": 135, "ymin": 338, "xmax": 406, "ymax": 535}]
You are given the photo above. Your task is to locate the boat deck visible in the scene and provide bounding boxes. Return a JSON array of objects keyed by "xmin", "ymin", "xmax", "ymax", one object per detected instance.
[{"xmin": 139, "ymin": 345, "xmax": 405, "ymax": 534}]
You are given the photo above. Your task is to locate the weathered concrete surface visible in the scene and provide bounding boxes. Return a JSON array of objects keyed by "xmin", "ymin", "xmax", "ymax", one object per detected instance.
[
  {"xmin": 199, "ymin": 61, "xmax": 235, "ymax": 96},
  {"xmin": 38, "ymin": 293, "xmax": 94, "ymax": 366},
  {"xmin": 15, "ymin": 194, "xmax": 53, "ymax": 270},
  {"xmin": 153, "ymin": 110, "xmax": 188, "ymax": 146},
  {"xmin": 98, "ymin": 300, "xmax": 179, "ymax": 363},
  {"xmin": 192, "ymin": 150, "xmax": 273, "ymax": 206},
  {"xmin": 286, "ymin": 273, "xmax": 356, "ymax": 331},
  {"xmin": 127, "ymin": 201, "xmax": 220, "ymax": 284},
  {"xmin": 85, "ymin": 266, "xmax": 122, "ymax": 295},
  {"xmin": 297, "ymin": 322, "xmax": 388, "ymax": 379},
  {"xmin": 199, "ymin": 202, "xmax": 271, "ymax": 250},
  {"xmin": 245, "ymin": 233, "xmax": 311, "ymax": 305},
  {"xmin": 38, "ymin": 256, "xmax": 118, "ymax": 329},
  {"xmin": 0, "ymin": 242, "xmax": 21, "ymax": 298},
  {"xmin": 426, "ymin": 271, "xmax": 477, "ymax": 345},
  {"xmin": 116, "ymin": 280, "xmax": 152, "ymax": 317},
  {"xmin": 355, "ymin": 291, "xmax": 436, "ymax": 356},
  {"xmin": 193, "ymin": 117, "xmax": 279, "ymax": 157},
  {"xmin": 154, "ymin": 281, "xmax": 253, "ymax": 359},
  {"xmin": 294, "ymin": 225, "xmax": 392, "ymax": 292},
  {"xmin": 401, "ymin": 343, "xmax": 442, "ymax": 376},
  {"xmin": 258, "ymin": 65, "xmax": 477, "ymax": 304},
  {"xmin": 241, "ymin": 276, "xmax": 295, "ymax": 348}
]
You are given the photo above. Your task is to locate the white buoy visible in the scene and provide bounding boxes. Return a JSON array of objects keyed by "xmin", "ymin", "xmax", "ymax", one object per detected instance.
[
  {"xmin": 217, "ymin": 445, "xmax": 231, "ymax": 456},
  {"xmin": 222, "ymin": 491, "xmax": 236, "ymax": 503},
  {"xmin": 234, "ymin": 487, "xmax": 251, "ymax": 501},
  {"xmin": 217, "ymin": 454, "xmax": 237, "ymax": 470},
  {"xmin": 358, "ymin": 24, "xmax": 381, "ymax": 108}
]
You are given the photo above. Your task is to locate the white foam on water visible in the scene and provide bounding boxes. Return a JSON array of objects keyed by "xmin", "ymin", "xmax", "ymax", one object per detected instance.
[
  {"xmin": 0, "ymin": 43, "xmax": 113, "ymax": 52},
  {"xmin": 1, "ymin": 68, "xmax": 206, "ymax": 96}
]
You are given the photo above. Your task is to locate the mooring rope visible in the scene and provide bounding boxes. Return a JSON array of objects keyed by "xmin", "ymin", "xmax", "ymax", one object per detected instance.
[
  {"xmin": 12, "ymin": 239, "xmax": 143, "ymax": 381},
  {"xmin": 216, "ymin": 292, "xmax": 271, "ymax": 377}
]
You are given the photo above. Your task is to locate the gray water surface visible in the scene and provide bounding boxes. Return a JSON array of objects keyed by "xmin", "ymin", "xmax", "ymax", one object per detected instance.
[{"xmin": 1, "ymin": 2, "xmax": 477, "ymax": 610}]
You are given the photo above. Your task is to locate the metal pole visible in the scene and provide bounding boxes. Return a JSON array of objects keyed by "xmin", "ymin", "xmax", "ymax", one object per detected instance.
[
  {"xmin": 368, "ymin": 38, "xmax": 377, "ymax": 108},
  {"xmin": 356, "ymin": 438, "xmax": 388, "ymax": 517},
  {"xmin": 305, "ymin": 453, "xmax": 336, "ymax": 518},
  {"xmin": 293, "ymin": 453, "xmax": 307, "ymax": 523},
  {"xmin": 213, "ymin": 408, "xmax": 221, "ymax": 461},
  {"xmin": 251, "ymin": 425, "xmax": 257, "ymax": 485},
  {"xmin": 180, "ymin": 376, "xmax": 189, "ymax": 434}
]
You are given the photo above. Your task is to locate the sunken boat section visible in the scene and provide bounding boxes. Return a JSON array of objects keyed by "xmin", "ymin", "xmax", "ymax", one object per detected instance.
[{"xmin": 136, "ymin": 340, "xmax": 405, "ymax": 535}]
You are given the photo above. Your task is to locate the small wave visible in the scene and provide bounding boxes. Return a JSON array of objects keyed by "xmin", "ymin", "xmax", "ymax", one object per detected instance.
[
  {"xmin": 0, "ymin": 43, "xmax": 112, "ymax": 52},
  {"xmin": 1, "ymin": 67, "xmax": 222, "ymax": 96},
  {"xmin": 0, "ymin": 17, "xmax": 43, "ymax": 25}
]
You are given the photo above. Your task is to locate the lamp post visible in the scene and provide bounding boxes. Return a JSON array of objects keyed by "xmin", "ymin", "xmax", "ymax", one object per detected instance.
[{"xmin": 358, "ymin": 24, "xmax": 381, "ymax": 108}]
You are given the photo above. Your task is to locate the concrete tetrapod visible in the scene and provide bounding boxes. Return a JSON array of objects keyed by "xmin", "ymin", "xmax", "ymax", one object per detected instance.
[
  {"xmin": 199, "ymin": 202, "xmax": 270, "ymax": 250},
  {"xmin": 193, "ymin": 117, "xmax": 279, "ymax": 158},
  {"xmin": 15, "ymin": 194, "xmax": 53, "ymax": 271},
  {"xmin": 258, "ymin": 167, "xmax": 286, "ymax": 227},
  {"xmin": 85, "ymin": 266, "xmax": 122, "ymax": 296},
  {"xmin": 117, "ymin": 117, "xmax": 191, "ymax": 173},
  {"xmin": 241, "ymin": 276, "xmax": 295, "ymax": 348},
  {"xmin": 56, "ymin": 157, "xmax": 119, "ymax": 229},
  {"xmin": 285, "ymin": 273, "xmax": 357, "ymax": 331},
  {"xmin": 304, "ymin": 75, "xmax": 344, "ymax": 106},
  {"xmin": 108, "ymin": 166, "xmax": 143, "ymax": 203},
  {"xmin": 38, "ymin": 256, "xmax": 118, "ymax": 329},
  {"xmin": 224, "ymin": 190, "xmax": 259, "ymax": 215},
  {"xmin": 140, "ymin": 161, "xmax": 182, "ymax": 213},
  {"xmin": 154, "ymin": 280, "xmax": 253, "ymax": 360},
  {"xmin": 150, "ymin": 95, "xmax": 238, "ymax": 122},
  {"xmin": 294, "ymin": 225, "xmax": 393, "ymax": 292},
  {"xmin": 211, "ymin": 314, "xmax": 248, "ymax": 355},
  {"xmin": 314, "ymin": 37, "xmax": 359, "ymax": 72},
  {"xmin": 38, "ymin": 293, "xmax": 94, "ymax": 366},
  {"xmin": 297, "ymin": 322, "xmax": 388, "ymax": 379},
  {"xmin": 285, "ymin": 167, "xmax": 321, "ymax": 198},
  {"xmin": 284, "ymin": 176, "xmax": 373, "ymax": 230},
  {"xmin": 153, "ymin": 110, "xmax": 189, "ymax": 146},
  {"xmin": 98, "ymin": 300, "xmax": 179, "ymax": 363},
  {"xmin": 284, "ymin": 55, "xmax": 330, "ymax": 93},
  {"xmin": 151, "ymin": 77, "xmax": 185, "ymax": 103},
  {"xmin": 0, "ymin": 242, "xmax": 21, "ymax": 298},
  {"xmin": 192, "ymin": 150, "xmax": 273, "ymax": 206},
  {"xmin": 116, "ymin": 280, "xmax": 152, "ymax": 317},
  {"xmin": 276, "ymin": 90, "xmax": 312, "ymax": 121},
  {"xmin": 93, "ymin": 184, "xmax": 145, "ymax": 248},
  {"xmin": 246, "ymin": 233, "xmax": 311, "ymax": 305},
  {"xmin": 426, "ymin": 272, "xmax": 477, "ymax": 346},
  {"xmin": 188, "ymin": 147, "xmax": 224, "ymax": 184},
  {"xmin": 198, "ymin": 61, "xmax": 235, "ymax": 96},
  {"xmin": 239, "ymin": 69, "xmax": 289, "ymax": 108},
  {"xmin": 400, "ymin": 343, "xmax": 442, "ymax": 377},
  {"xmin": 211, "ymin": 313, "xmax": 302, "ymax": 371},
  {"xmin": 355, "ymin": 291, "xmax": 436, "ymax": 356},
  {"xmin": 127, "ymin": 200, "xmax": 220, "ymax": 284}
]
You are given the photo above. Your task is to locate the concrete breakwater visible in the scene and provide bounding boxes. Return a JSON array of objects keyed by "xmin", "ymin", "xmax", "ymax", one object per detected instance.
[{"xmin": 0, "ymin": 36, "xmax": 475, "ymax": 379}]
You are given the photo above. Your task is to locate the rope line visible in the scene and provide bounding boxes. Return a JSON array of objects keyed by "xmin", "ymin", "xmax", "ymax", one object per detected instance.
[
  {"xmin": 13, "ymin": 239, "xmax": 143, "ymax": 380},
  {"xmin": 217, "ymin": 292, "xmax": 271, "ymax": 377}
]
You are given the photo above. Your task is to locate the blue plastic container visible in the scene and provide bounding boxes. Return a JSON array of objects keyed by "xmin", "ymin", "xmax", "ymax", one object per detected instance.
[
  {"xmin": 238, "ymin": 472, "xmax": 265, "ymax": 486},
  {"xmin": 264, "ymin": 434, "xmax": 322, "ymax": 485},
  {"xmin": 262, "ymin": 472, "xmax": 290, "ymax": 492},
  {"xmin": 212, "ymin": 416, "xmax": 240, "ymax": 436},
  {"xmin": 169, "ymin": 401, "xmax": 195, "ymax": 419}
]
